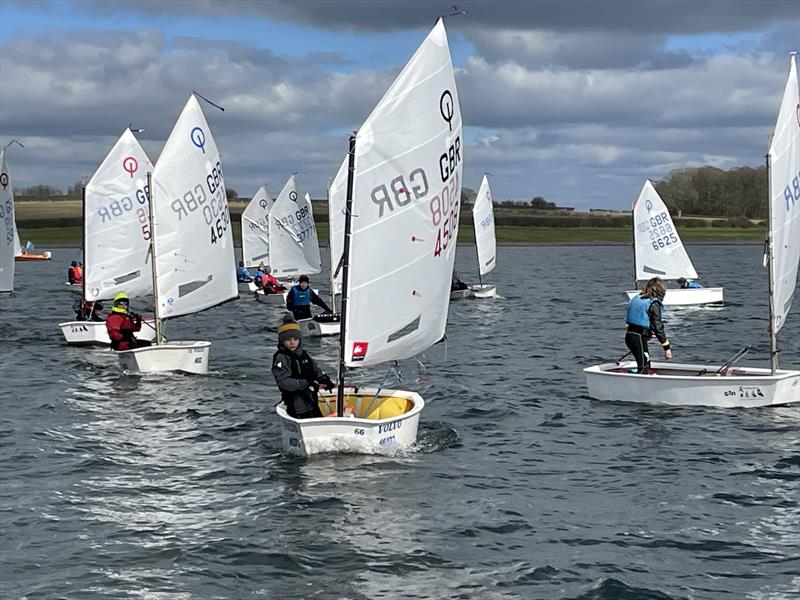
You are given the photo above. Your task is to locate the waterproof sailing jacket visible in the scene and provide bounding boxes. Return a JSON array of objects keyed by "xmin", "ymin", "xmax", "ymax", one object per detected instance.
[
  {"xmin": 272, "ymin": 344, "xmax": 329, "ymax": 418},
  {"xmin": 106, "ymin": 312, "xmax": 143, "ymax": 351}
]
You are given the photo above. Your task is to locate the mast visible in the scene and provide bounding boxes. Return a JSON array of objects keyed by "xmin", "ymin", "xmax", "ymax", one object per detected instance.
[
  {"xmin": 631, "ymin": 196, "xmax": 637, "ymax": 289},
  {"xmin": 336, "ymin": 133, "xmax": 357, "ymax": 417},
  {"xmin": 326, "ymin": 179, "xmax": 337, "ymax": 314},
  {"xmin": 80, "ymin": 184, "xmax": 86, "ymax": 306},
  {"xmin": 146, "ymin": 171, "xmax": 163, "ymax": 344},
  {"xmin": 765, "ymin": 153, "xmax": 779, "ymax": 373}
]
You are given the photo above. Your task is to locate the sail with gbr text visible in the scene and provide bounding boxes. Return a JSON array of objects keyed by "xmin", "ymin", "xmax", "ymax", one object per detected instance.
[
  {"xmin": 768, "ymin": 54, "xmax": 800, "ymax": 334},
  {"xmin": 84, "ymin": 129, "xmax": 153, "ymax": 301},
  {"xmin": 342, "ymin": 19, "xmax": 462, "ymax": 367},
  {"xmin": 472, "ymin": 175, "xmax": 496, "ymax": 276},
  {"xmin": 633, "ymin": 180, "xmax": 698, "ymax": 282},
  {"xmin": 241, "ymin": 185, "xmax": 273, "ymax": 267},
  {"xmin": 151, "ymin": 94, "xmax": 237, "ymax": 319},
  {"xmin": 0, "ymin": 150, "xmax": 15, "ymax": 292},
  {"xmin": 268, "ymin": 175, "xmax": 321, "ymax": 278}
]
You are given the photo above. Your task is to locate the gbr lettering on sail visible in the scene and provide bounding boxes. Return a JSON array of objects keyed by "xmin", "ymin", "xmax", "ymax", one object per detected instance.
[{"xmin": 368, "ymin": 89, "xmax": 461, "ymax": 258}]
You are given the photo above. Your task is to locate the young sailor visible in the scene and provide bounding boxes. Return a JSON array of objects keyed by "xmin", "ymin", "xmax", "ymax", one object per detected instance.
[
  {"xmin": 260, "ymin": 265, "xmax": 286, "ymax": 295},
  {"xmin": 75, "ymin": 299, "xmax": 104, "ymax": 322},
  {"xmin": 67, "ymin": 260, "xmax": 83, "ymax": 285},
  {"xmin": 677, "ymin": 277, "xmax": 703, "ymax": 289},
  {"xmin": 285, "ymin": 275, "xmax": 331, "ymax": 320},
  {"xmin": 237, "ymin": 261, "xmax": 254, "ymax": 283},
  {"xmin": 625, "ymin": 277, "xmax": 672, "ymax": 373},
  {"xmin": 272, "ymin": 313, "xmax": 334, "ymax": 419},
  {"xmin": 105, "ymin": 292, "xmax": 152, "ymax": 351}
]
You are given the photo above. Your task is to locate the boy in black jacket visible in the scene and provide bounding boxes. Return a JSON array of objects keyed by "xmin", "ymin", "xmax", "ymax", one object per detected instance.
[{"xmin": 272, "ymin": 314, "xmax": 334, "ymax": 419}]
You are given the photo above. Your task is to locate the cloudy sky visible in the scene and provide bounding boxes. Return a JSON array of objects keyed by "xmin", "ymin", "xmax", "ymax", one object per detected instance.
[{"xmin": 0, "ymin": 0, "xmax": 798, "ymax": 209}]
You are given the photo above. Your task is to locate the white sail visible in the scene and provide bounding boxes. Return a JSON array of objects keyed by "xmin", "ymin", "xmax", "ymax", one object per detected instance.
[
  {"xmin": 329, "ymin": 157, "xmax": 348, "ymax": 295},
  {"xmin": 632, "ymin": 180, "xmax": 698, "ymax": 282},
  {"xmin": 0, "ymin": 150, "xmax": 15, "ymax": 291},
  {"xmin": 241, "ymin": 185, "xmax": 273, "ymax": 267},
  {"xmin": 472, "ymin": 175, "xmax": 496, "ymax": 276},
  {"xmin": 83, "ymin": 129, "xmax": 153, "ymax": 301},
  {"xmin": 343, "ymin": 19, "xmax": 462, "ymax": 367},
  {"xmin": 768, "ymin": 54, "xmax": 800, "ymax": 334},
  {"xmin": 151, "ymin": 94, "xmax": 237, "ymax": 319},
  {"xmin": 267, "ymin": 175, "xmax": 321, "ymax": 277}
]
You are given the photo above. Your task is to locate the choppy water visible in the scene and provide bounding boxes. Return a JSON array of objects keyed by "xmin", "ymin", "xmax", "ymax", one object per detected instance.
[{"xmin": 1, "ymin": 244, "xmax": 799, "ymax": 599}]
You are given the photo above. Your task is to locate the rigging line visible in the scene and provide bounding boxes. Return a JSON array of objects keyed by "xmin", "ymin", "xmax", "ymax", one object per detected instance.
[{"xmin": 192, "ymin": 90, "xmax": 225, "ymax": 112}]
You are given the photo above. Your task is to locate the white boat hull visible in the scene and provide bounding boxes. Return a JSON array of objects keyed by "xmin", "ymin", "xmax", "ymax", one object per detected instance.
[
  {"xmin": 298, "ymin": 315, "xmax": 340, "ymax": 338},
  {"xmin": 450, "ymin": 284, "xmax": 496, "ymax": 300},
  {"xmin": 58, "ymin": 318, "xmax": 157, "ymax": 346},
  {"xmin": 117, "ymin": 341, "xmax": 211, "ymax": 375},
  {"xmin": 584, "ymin": 361, "xmax": 800, "ymax": 408},
  {"xmin": 238, "ymin": 281, "xmax": 257, "ymax": 293},
  {"xmin": 276, "ymin": 387, "xmax": 424, "ymax": 456},
  {"xmin": 254, "ymin": 289, "xmax": 285, "ymax": 304},
  {"xmin": 625, "ymin": 287, "xmax": 724, "ymax": 306},
  {"xmin": 470, "ymin": 284, "xmax": 496, "ymax": 298}
]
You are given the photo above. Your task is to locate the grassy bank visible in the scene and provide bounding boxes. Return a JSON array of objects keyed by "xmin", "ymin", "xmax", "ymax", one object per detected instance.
[{"xmin": 19, "ymin": 225, "xmax": 764, "ymax": 247}]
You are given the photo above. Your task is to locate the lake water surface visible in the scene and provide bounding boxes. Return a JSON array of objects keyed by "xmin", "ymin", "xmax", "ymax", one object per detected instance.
[{"xmin": 1, "ymin": 244, "xmax": 799, "ymax": 599}]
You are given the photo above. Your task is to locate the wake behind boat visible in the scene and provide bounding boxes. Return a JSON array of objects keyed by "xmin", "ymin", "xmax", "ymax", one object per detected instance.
[
  {"xmin": 586, "ymin": 53, "xmax": 800, "ymax": 408},
  {"xmin": 278, "ymin": 18, "xmax": 462, "ymax": 455},
  {"xmin": 625, "ymin": 180, "xmax": 723, "ymax": 306}
]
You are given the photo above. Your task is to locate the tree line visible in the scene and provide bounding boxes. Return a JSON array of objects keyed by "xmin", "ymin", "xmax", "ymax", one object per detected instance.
[{"xmin": 654, "ymin": 165, "xmax": 767, "ymax": 218}]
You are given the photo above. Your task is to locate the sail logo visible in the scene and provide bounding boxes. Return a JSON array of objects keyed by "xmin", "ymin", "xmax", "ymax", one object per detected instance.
[
  {"xmin": 191, "ymin": 127, "xmax": 206, "ymax": 153},
  {"xmin": 289, "ymin": 191, "xmax": 298, "ymax": 203},
  {"xmin": 122, "ymin": 156, "xmax": 138, "ymax": 178},
  {"xmin": 0, "ymin": 172, "xmax": 8, "ymax": 189},
  {"xmin": 645, "ymin": 199, "xmax": 653, "ymax": 212},
  {"xmin": 440, "ymin": 90, "xmax": 454, "ymax": 131},
  {"xmin": 351, "ymin": 342, "xmax": 369, "ymax": 361}
]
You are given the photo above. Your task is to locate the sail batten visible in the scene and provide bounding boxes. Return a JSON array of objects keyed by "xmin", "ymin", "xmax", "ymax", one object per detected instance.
[
  {"xmin": 151, "ymin": 94, "xmax": 237, "ymax": 319},
  {"xmin": 767, "ymin": 54, "xmax": 800, "ymax": 334},
  {"xmin": 84, "ymin": 129, "xmax": 153, "ymax": 301},
  {"xmin": 633, "ymin": 180, "xmax": 698, "ymax": 282}
]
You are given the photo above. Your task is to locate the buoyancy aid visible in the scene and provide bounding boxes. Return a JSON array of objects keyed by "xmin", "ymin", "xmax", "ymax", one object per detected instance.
[{"xmin": 626, "ymin": 294, "xmax": 655, "ymax": 328}]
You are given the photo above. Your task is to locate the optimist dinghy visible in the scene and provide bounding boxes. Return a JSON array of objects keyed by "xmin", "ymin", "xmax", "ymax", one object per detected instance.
[
  {"xmin": 58, "ymin": 128, "xmax": 157, "ymax": 346},
  {"xmin": 117, "ymin": 94, "xmax": 237, "ymax": 375},
  {"xmin": 240, "ymin": 184, "xmax": 273, "ymax": 294},
  {"xmin": 586, "ymin": 54, "xmax": 800, "ymax": 408},
  {"xmin": 277, "ymin": 18, "xmax": 462, "ymax": 455},
  {"xmin": 625, "ymin": 180, "xmax": 723, "ymax": 306},
  {"xmin": 450, "ymin": 175, "xmax": 497, "ymax": 300}
]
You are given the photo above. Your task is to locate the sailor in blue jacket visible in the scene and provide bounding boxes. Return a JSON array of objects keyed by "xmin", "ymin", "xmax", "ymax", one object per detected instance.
[
  {"xmin": 677, "ymin": 277, "xmax": 703, "ymax": 288},
  {"xmin": 237, "ymin": 261, "xmax": 253, "ymax": 283},
  {"xmin": 625, "ymin": 277, "xmax": 672, "ymax": 373},
  {"xmin": 285, "ymin": 275, "xmax": 332, "ymax": 320}
]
